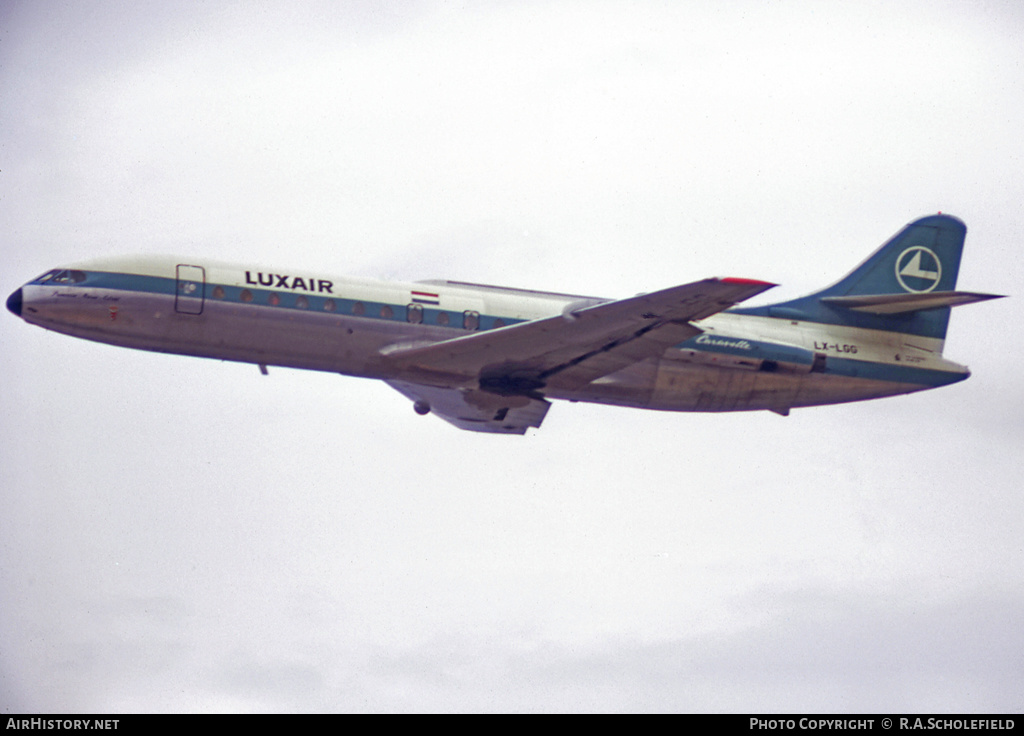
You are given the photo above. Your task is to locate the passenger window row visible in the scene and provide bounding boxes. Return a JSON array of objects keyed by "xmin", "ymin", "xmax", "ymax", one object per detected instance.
[{"xmin": 212, "ymin": 285, "xmax": 484, "ymax": 330}]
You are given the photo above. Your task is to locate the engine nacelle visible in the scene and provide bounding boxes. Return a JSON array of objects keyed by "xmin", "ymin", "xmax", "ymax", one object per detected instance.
[{"xmin": 673, "ymin": 334, "xmax": 819, "ymax": 374}]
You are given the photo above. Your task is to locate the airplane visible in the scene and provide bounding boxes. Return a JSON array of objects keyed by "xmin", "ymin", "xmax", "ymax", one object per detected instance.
[{"xmin": 6, "ymin": 214, "xmax": 1004, "ymax": 434}]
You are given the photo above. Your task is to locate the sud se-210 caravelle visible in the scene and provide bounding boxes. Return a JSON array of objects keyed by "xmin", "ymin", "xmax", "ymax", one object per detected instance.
[{"xmin": 6, "ymin": 214, "xmax": 1003, "ymax": 434}]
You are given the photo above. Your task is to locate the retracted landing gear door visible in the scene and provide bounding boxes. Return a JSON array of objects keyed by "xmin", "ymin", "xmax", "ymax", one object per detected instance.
[{"xmin": 175, "ymin": 264, "xmax": 205, "ymax": 315}]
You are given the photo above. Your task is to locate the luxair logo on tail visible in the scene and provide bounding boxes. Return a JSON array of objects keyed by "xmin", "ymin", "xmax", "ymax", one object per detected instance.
[{"xmin": 895, "ymin": 246, "xmax": 942, "ymax": 293}]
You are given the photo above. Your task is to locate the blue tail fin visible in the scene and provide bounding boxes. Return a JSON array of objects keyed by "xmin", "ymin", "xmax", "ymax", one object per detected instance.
[
  {"xmin": 733, "ymin": 214, "xmax": 969, "ymax": 340},
  {"xmin": 811, "ymin": 214, "xmax": 966, "ymax": 298}
]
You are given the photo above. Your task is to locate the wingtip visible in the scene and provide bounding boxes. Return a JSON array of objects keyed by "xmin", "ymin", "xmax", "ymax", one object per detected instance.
[{"xmin": 720, "ymin": 277, "xmax": 777, "ymax": 288}]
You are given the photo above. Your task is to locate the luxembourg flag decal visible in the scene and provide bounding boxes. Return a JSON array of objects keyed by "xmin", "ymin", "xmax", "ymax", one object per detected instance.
[{"xmin": 411, "ymin": 290, "xmax": 440, "ymax": 306}]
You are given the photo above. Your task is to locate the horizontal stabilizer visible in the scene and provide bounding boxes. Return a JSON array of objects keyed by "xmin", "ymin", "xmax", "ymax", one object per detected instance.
[{"xmin": 820, "ymin": 291, "xmax": 1005, "ymax": 315}]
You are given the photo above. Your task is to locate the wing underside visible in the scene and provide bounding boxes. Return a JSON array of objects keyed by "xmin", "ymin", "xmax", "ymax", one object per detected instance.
[{"xmin": 383, "ymin": 277, "xmax": 774, "ymax": 433}]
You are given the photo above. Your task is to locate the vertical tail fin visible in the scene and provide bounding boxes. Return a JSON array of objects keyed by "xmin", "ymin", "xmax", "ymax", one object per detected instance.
[
  {"xmin": 737, "ymin": 214, "xmax": 978, "ymax": 341},
  {"xmin": 811, "ymin": 214, "xmax": 966, "ymax": 298}
]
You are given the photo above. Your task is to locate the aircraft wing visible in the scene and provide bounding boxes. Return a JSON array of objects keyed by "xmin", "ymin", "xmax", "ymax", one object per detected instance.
[
  {"xmin": 382, "ymin": 277, "xmax": 775, "ymax": 393},
  {"xmin": 386, "ymin": 380, "xmax": 550, "ymax": 435}
]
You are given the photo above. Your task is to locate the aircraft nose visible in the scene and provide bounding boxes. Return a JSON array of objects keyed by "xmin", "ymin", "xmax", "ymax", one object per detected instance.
[{"xmin": 6, "ymin": 288, "xmax": 22, "ymax": 317}]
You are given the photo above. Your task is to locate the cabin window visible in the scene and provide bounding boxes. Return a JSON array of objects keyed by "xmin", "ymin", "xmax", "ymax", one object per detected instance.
[
  {"xmin": 463, "ymin": 311, "xmax": 479, "ymax": 330},
  {"xmin": 295, "ymin": 295, "xmax": 309, "ymax": 309},
  {"xmin": 352, "ymin": 301, "xmax": 365, "ymax": 316},
  {"xmin": 406, "ymin": 304, "xmax": 423, "ymax": 324},
  {"xmin": 212, "ymin": 286, "xmax": 226, "ymax": 299},
  {"xmin": 492, "ymin": 318, "xmax": 506, "ymax": 329},
  {"xmin": 380, "ymin": 305, "xmax": 393, "ymax": 319},
  {"xmin": 240, "ymin": 289, "xmax": 254, "ymax": 303},
  {"xmin": 324, "ymin": 299, "xmax": 337, "ymax": 312},
  {"xmin": 436, "ymin": 311, "xmax": 450, "ymax": 326},
  {"xmin": 268, "ymin": 293, "xmax": 281, "ymax": 306}
]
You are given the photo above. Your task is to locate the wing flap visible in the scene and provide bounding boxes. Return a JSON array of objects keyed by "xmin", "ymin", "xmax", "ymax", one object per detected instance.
[
  {"xmin": 540, "ymin": 320, "xmax": 703, "ymax": 390},
  {"xmin": 387, "ymin": 380, "xmax": 550, "ymax": 435}
]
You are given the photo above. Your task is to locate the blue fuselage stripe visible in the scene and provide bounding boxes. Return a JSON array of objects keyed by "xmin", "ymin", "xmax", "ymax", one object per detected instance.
[{"xmin": 34, "ymin": 270, "xmax": 522, "ymax": 331}]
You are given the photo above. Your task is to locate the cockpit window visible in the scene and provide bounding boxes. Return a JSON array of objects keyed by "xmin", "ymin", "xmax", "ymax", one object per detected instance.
[
  {"xmin": 45, "ymin": 269, "xmax": 87, "ymax": 284},
  {"xmin": 34, "ymin": 269, "xmax": 62, "ymax": 283}
]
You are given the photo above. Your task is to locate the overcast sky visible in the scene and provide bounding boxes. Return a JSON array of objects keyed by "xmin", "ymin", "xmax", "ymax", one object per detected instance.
[{"xmin": 2, "ymin": 0, "xmax": 1023, "ymax": 713}]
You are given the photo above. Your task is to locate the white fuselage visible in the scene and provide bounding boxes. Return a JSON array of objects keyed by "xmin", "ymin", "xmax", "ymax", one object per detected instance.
[{"xmin": 10, "ymin": 256, "xmax": 971, "ymax": 416}]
